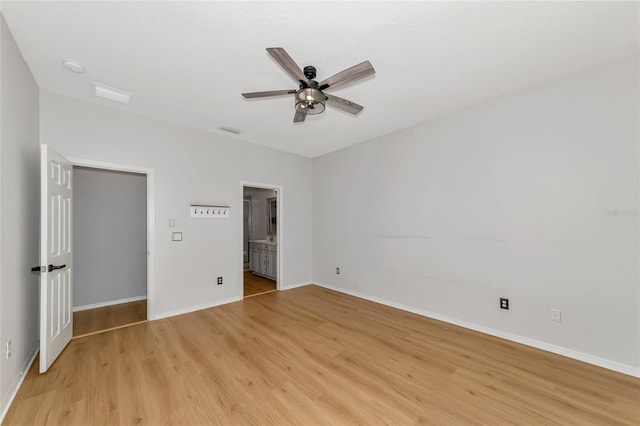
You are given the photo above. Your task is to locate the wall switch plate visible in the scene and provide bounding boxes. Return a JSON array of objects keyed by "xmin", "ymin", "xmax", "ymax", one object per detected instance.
[
  {"xmin": 171, "ymin": 232, "xmax": 183, "ymax": 241},
  {"xmin": 169, "ymin": 218, "xmax": 175, "ymax": 227},
  {"xmin": 190, "ymin": 205, "xmax": 230, "ymax": 218},
  {"xmin": 500, "ymin": 298, "xmax": 509, "ymax": 310},
  {"xmin": 217, "ymin": 276, "xmax": 223, "ymax": 285},
  {"xmin": 5, "ymin": 341, "xmax": 11, "ymax": 359},
  {"xmin": 336, "ymin": 267, "xmax": 340, "ymax": 274},
  {"xmin": 550, "ymin": 308, "xmax": 562, "ymax": 322}
]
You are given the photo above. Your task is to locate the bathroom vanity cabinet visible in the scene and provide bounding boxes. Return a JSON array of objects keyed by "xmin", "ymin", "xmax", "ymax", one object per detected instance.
[{"xmin": 249, "ymin": 241, "xmax": 277, "ymax": 280}]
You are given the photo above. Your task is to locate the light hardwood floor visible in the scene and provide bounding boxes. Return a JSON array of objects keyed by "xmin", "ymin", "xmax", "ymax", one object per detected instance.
[
  {"xmin": 243, "ymin": 270, "xmax": 276, "ymax": 297},
  {"xmin": 5, "ymin": 285, "xmax": 639, "ymax": 425},
  {"xmin": 73, "ymin": 300, "xmax": 147, "ymax": 338}
]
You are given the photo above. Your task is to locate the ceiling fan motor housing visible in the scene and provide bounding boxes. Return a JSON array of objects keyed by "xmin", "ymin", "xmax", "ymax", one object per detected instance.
[{"xmin": 303, "ymin": 65, "xmax": 317, "ymax": 80}]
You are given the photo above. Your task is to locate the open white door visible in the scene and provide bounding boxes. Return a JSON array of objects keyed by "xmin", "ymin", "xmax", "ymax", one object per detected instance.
[{"xmin": 39, "ymin": 144, "xmax": 73, "ymax": 373}]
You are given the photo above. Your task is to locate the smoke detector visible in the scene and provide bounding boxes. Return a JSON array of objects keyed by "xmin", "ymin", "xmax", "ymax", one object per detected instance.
[{"xmin": 62, "ymin": 59, "xmax": 85, "ymax": 74}]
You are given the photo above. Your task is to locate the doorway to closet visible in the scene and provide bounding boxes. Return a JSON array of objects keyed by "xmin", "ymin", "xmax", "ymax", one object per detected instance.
[
  {"xmin": 72, "ymin": 166, "xmax": 148, "ymax": 337},
  {"xmin": 243, "ymin": 185, "xmax": 279, "ymax": 298}
]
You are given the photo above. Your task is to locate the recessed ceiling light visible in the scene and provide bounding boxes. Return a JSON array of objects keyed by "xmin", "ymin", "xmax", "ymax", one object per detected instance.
[
  {"xmin": 62, "ymin": 59, "xmax": 85, "ymax": 73},
  {"xmin": 220, "ymin": 126, "xmax": 241, "ymax": 135},
  {"xmin": 92, "ymin": 82, "xmax": 132, "ymax": 104}
]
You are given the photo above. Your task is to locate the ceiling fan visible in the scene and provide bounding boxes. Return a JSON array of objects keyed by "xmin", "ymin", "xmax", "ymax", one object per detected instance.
[{"xmin": 242, "ymin": 47, "xmax": 375, "ymax": 123}]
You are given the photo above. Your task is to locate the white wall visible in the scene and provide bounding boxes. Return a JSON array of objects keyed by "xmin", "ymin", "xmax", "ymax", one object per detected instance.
[
  {"xmin": 0, "ymin": 15, "xmax": 40, "ymax": 418},
  {"xmin": 73, "ymin": 167, "xmax": 147, "ymax": 308},
  {"xmin": 313, "ymin": 57, "xmax": 640, "ymax": 374},
  {"xmin": 39, "ymin": 91, "xmax": 313, "ymax": 318}
]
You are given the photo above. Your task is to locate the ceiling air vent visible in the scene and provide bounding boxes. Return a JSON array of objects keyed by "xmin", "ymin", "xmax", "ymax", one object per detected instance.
[{"xmin": 92, "ymin": 82, "xmax": 132, "ymax": 104}]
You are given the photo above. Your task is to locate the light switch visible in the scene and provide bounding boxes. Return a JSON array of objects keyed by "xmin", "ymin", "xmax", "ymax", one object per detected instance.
[
  {"xmin": 171, "ymin": 232, "xmax": 182, "ymax": 241},
  {"xmin": 169, "ymin": 219, "xmax": 175, "ymax": 228}
]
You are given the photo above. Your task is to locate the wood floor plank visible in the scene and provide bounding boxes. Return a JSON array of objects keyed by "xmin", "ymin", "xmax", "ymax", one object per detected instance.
[
  {"xmin": 73, "ymin": 300, "xmax": 147, "ymax": 337},
  {"xmin": 243, "ymin": 270, "xmax": 276, "ymax": 297},
  {"xmin": 4, "ymin": 285, "xmax": 639, "ymax": 425}
]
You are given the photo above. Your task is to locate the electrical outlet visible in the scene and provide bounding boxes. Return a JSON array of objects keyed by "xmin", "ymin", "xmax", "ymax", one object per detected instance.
[
  {"xmin": 550, "ymin": 308, "xmax": 562, "ymax": 322},
  {"xmin": 336, "ymin": 267, "xmax": 340, "ymax": 275},
  {"xmin": 5, "ymin": 341, "xmax": 11, "ymax": 359},
  {"xmin": 500, "ymin": 298, "xmax": 509, "ymax": 310},
  {"xmin": 217, "ymin": 276, "xmax": 223, "ymax": 285}
]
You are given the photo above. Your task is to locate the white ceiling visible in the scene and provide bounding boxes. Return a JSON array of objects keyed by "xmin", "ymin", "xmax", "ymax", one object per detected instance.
[{"xmin": 2, "ymin": 1, "xmax": 638, "ymax": 158}]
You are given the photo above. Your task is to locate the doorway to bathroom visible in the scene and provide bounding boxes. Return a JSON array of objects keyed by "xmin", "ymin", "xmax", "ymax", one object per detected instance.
[{"xmin": 243, "ymin": 185, "xmax": 279, "ymax": 298}]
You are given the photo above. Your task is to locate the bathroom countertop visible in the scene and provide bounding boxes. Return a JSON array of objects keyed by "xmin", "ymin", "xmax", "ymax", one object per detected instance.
[{"xmin": 249, "ymin": 239, "xmax": 277, "ymax": 245}]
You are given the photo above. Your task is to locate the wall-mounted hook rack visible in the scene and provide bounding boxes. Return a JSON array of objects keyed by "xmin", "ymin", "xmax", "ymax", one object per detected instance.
[{"xmin": 190, "ymin": 205, "xmax": 230, "ymax": 218}]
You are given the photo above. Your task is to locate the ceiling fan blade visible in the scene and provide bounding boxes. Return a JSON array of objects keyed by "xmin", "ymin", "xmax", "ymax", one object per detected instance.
[
  {"xmin": 242, "ymin": 90, "xmax": 296, "ymax": 99},
  {"xmin": 266, "ymin": 47, "xmax": 307, "ymax": 83},
  {"xmin": 326, "ymin": 94, "xmax": 364, "ymax": 115},
  {"xmin": 293, "ymin": 110, "xmax": 307, "ymax": 123},
  {"xmin": 319, "ymin": 60, "xmax": 375, "ymax": 90}
]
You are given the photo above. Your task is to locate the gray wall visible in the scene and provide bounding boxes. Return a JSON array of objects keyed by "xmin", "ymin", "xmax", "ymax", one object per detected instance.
[
  {"xmin": 73, "ymin": 167, "xmax": 147, "ymax": 308},
  {"xmin": 313, "ymin": 57, "xmax": 640, "ymax": 374},
  {"xmin": 0, "ymin": 15, "xmax": 40, "ymax": 417}
]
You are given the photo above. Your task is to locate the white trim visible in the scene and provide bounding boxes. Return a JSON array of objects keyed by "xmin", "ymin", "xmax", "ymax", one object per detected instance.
[
  {"xmin": 282, "ymin": 281, "xmax": 312, "ymax": 290},
  {"xmin": 314, "ymin": 282, "xmax": 640, "ymax": 378},
  {"xmin": 241, "ymin": 181, "xmax": 283, "ymax": 293},
  {"xmin": 0, "ymin": 345, "xmax": 38, "ymax": 424},
  {"xmin": 68, "ymin": 157, "xmax": 156, "ymax": 320},
  {"xmin": 154, "ymin": 296, "xmax": 243, "ymax": 320},
  {"xmin": 73, "ymin": 295, "xmax": 148, "ymax": 312}
]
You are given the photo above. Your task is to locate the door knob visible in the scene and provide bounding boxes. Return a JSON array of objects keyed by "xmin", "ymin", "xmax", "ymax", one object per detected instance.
[
  {"xmin": 31, "ymin": 264, "xmax": 66, "ymax": 272},
  {"xmin": 48, "ymin": 264, "xmax": 66, "ymax": 272}
]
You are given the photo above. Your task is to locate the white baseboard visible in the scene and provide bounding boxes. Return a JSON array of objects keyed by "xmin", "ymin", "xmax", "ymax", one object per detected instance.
[
  {"xmin": 282, "ymin": 280, "xmax": 312, "ymax": 290},
  {"xmin": 155, "ymin": 283, "xmax": 313, "ymax": 320},
  {"xmin": 154, "ymin": 296, "xmax": 243, "ymax": 320},
  {"xmin": 313, "ymin": 282, "xmax": 640, "ymax": 379},
  {"xmin": 0, "ymin": 344, "xmax": 39, "ymax": 424},
  {"xmin": 73, "ymin": 295, "xmax": 147, "ymax": 312}
]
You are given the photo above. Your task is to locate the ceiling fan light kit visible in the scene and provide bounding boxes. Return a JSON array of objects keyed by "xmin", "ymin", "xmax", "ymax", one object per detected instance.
[
  {"xmin": 295, "ymin": 88, "xmax": 325, "ymax": 115},
  {"xmin": 242, "ymin": 47, "xmax": 375, "ymax": 123}
]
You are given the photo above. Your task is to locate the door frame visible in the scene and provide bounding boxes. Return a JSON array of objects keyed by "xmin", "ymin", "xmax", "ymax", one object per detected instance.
[
  {"xmin": 240, "ymin": 181, "xmax": 283, "ymax": 291},
  {"xmin": 68, "ymin": 157, "xmax": 156, "ymax": 320},
  {"xmin": 242, "ymin": 197, "xmax": 252, "ymax": 264}
]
